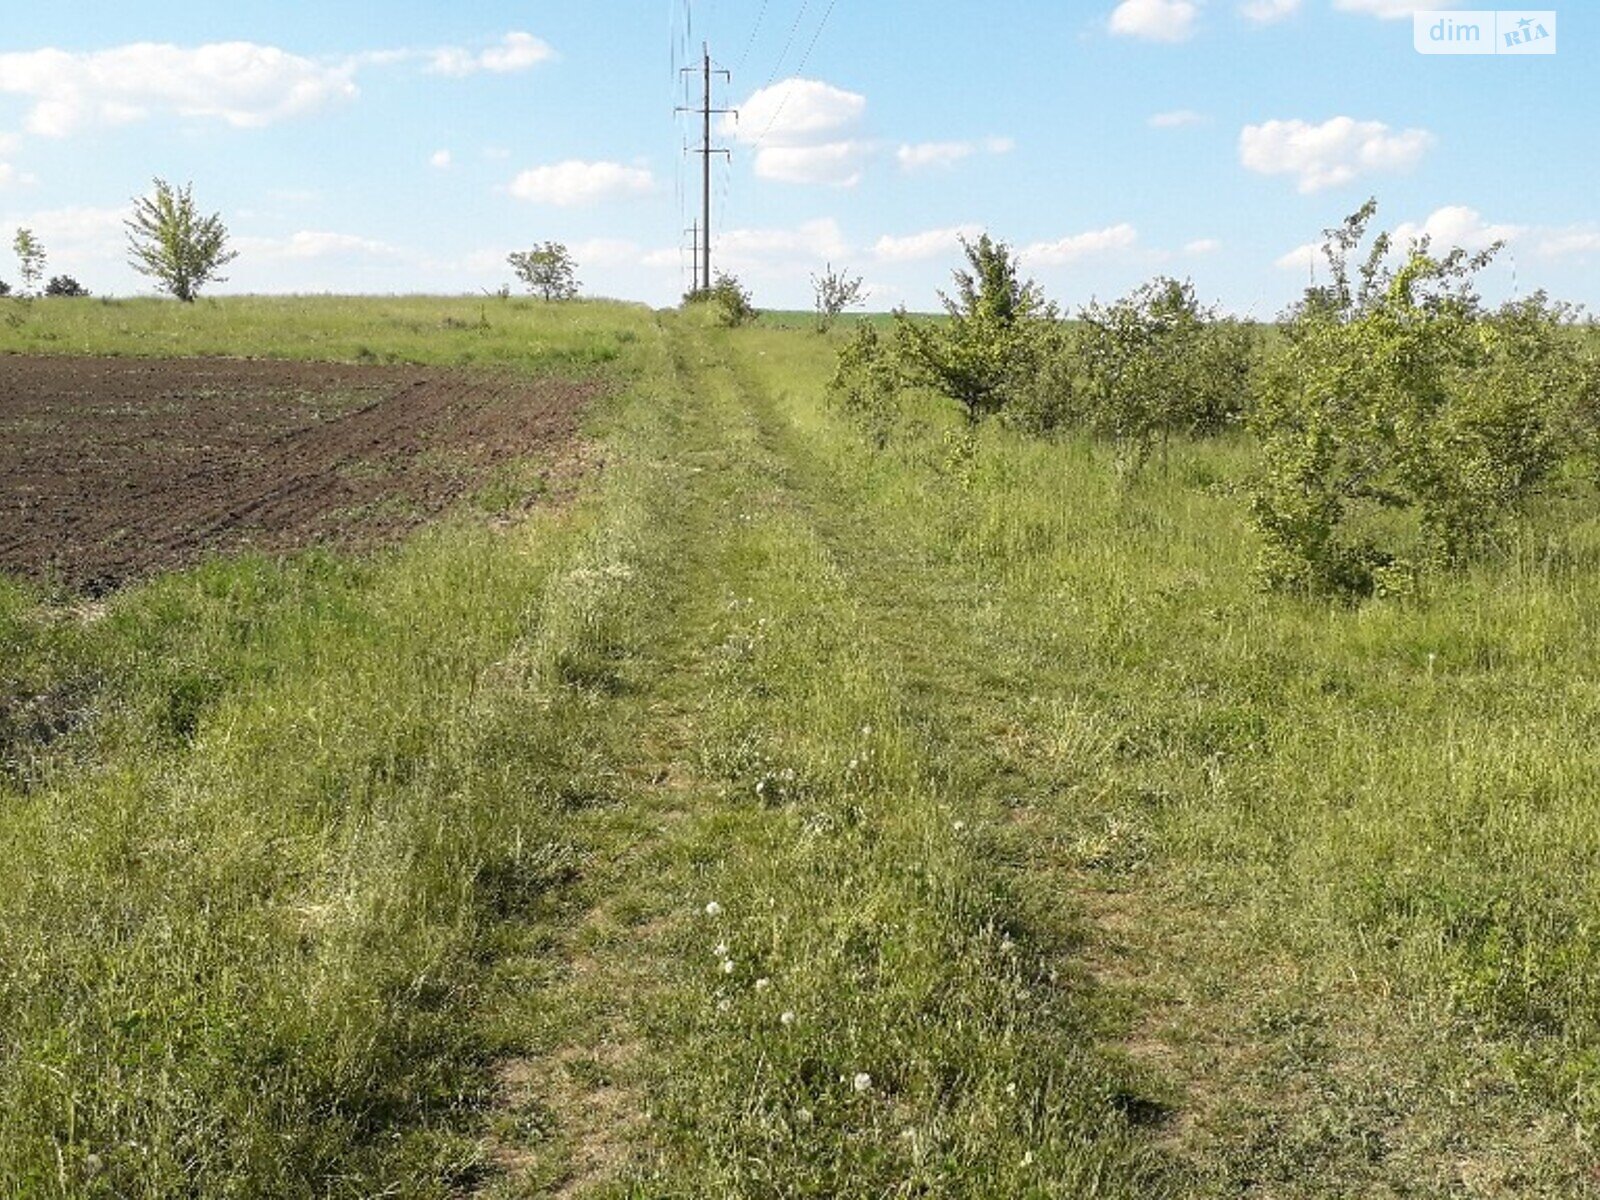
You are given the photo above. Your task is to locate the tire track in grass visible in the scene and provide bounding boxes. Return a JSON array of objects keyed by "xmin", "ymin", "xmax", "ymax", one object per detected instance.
[
  {"xmin": 715, "ymin": 328, "xmax": 1600, "ymax": 1197},
  {"xmin": 569, "ymin": 322, "xmax": 1180, "ymax": 1197}
]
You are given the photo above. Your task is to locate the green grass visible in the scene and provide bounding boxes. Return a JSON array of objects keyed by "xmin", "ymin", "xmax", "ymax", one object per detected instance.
[
  {"xmin": 0, "ymin": 294, "xmax": 645, "ymax": 370},
  {"xmin": 2, "ymin": 298, "xmax": 1599, "ymax": 1196}
]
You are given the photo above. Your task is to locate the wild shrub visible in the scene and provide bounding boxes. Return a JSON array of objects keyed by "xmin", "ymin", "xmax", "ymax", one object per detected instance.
[
  {"xmin": 684, "ymin": 271, "xmax": 758, "ymax": 327},
  {"xmin": 811, "ymin": 262, "xmax": 865, "ymax": 332},
  {"xmin": 1250, "ymin": 200, "xmax": 1593, "ymax": 597},
  {"xmin": 1076, "ymin": 277, "xmax": 1255, "ymax": 469},
  {"xmin": 894, "ymin": 233, "xmax": 1056, "ymax": 422},
  {"xmin": 44, "ymin": 275, "xmax": 89, "ymax": 298},
  {"xmin": 826, "ymin": 323, "xmax": 902, "ymax": 447}
]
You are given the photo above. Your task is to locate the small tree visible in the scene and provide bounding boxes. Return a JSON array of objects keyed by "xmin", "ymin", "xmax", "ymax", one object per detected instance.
[
  {"xmin": 811, "ymin": 262, "xmax": 865, "ymax": 332},
  {"xmin": 683, "ymin": 271, "xmax": 758, "ymax": 326},
  {"xmin": 507, "ymin": 242, "xmax": 580, "ymax": 301},
  {"xmin": 1076, "ymin": 277, "xmax": 1255, "ymax": 470},
  {"xmin": 13, "ymin": 229, "xmax": 46, "ymax": 296},
  {"xmin": 44, "ymin": 275, "xmax": 90, "ymax": 298},
  {"xmin": 895, "ymin": 233, "xmax": 1055, "ymax": 422},
  {"xmin": 125, "ymin": 179, "xmax": 237, "ymax": 302}
]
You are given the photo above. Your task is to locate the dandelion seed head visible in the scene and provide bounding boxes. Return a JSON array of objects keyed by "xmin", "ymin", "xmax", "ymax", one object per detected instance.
[
  {"xmin": 780, "ymin": 1010, "xmax": 795, "ymax": 1026},
  {"xmin": 704, "ymin": 901, "xmax": 723, "ymax": 917},
  {"xmin": 721, "ymin": 958, "xmax": 735, "ymax": 974},
  {"xmin": 754, "ymin": 977, "xmax": 770, "ymax": 991},
  {"xmin": 853, "ymin": 1072, "xmax": 872, "ymax": 1093}
]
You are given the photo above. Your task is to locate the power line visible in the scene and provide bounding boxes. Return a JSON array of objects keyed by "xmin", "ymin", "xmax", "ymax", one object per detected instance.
[
  {"xmin": 762, "ymin": 0, "xmax": 812, "ymax": 92},
  {"xmin": 754, "ymin": 0, "xmax": 839, "ymax": 146},
  {"xmin": 677, "ymin": 44, "xmax": 732, "ymax": 291},
  {"xmin": 735, "ymin": 0, "xmax": 771, "ymax": 74}
]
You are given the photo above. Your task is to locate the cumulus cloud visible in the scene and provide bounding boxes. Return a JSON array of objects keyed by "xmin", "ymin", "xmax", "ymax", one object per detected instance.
[
  {"xmin": 1185, "ymin": 238, "xmax": 1222, "ymax": 254},
  {"xmin": 1021, "ymin": 223, "xmax": 1140, "ymax": 266},
  {"xmin": 872, "ymin": 224, "xmax": 984, "ymax": 263},
  {"xmin": 1538, "ymin": 229, "xmax": 1600, "ymax": 260},
  {"xmin": 569, "ymin": 237, "xmax": 643, "ymax": 267},
  {"xmin": 757, "ymin": 141, "xmax": 871, "ymax": 187},
  {"xmin": 1148, "ymin": 109, "xmax": 1205, "ymax": 128},
  {"xmin": 1275, "ymin": 206, "xmax": 1521, "ymax": 272},
  {"xmin": 1109, "ymin": 0, "xmax": 1201, "ymax": 42},
  {"xmin": 429, "ymin": 149, "xmax": 452, "ymax": 169},
  {"xmin": 0, "ymin": 42, "xmax": 358, "ymax": 137},
  {"xmin": 427, "ymin": 31, "xmax": 555, "ymax": 76},
  {"xmin": 1239, "ymin": 117, "xmax": 1433, "ymax": 193},
  {"xmin": 1240, "ymin": 0, "xmax": 1301, "ymax": 22},
  {"xmin": 716, "ymin": 218, "xmax": 850, "ymax": 270},
  {"xmin": 0, "ymin": 205, "xmax": 125, "ymax": 254},
  {"xmin": 896, "ymin": 136, "xmax": 1013, "ymax": 172},
  {"xmin": 723, "ymin": 78, "xmax": 872, "ymax": 187},
  {"xmin": 1391, "ymin": 205, "xmax": 1521, "ymax": 252},
  {"xmin": 235, "ymin": 230, "xmax": 403, "ymax": 260},
  {"xmin": 507, "ymin": 160, "xmax": 656, "ymax": 206}
]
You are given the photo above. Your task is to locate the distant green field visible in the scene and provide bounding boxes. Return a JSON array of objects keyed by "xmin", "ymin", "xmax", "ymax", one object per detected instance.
[{"xmin": 2, "ymin": 297, "xmax": 1598, "ymax": 1196}]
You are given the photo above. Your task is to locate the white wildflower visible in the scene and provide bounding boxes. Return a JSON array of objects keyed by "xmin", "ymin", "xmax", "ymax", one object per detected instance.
[
  {"xmin": 754, "ymin": 977, "xmax": 770, "ymax": 992},
  {"xmin": 853, "ymin": 1072, "xmax": 872, "ymax": 1093},
  {"xmin": 721, "ymin": 959, "xmax": 735, "ymax": 974},
  {"xmin": 780, "ymin": 1010, "xmax": 795, "ymax": 1026},
  {"xmin": 704, "ymin": 901, "xmax": 723, "ymax": 917}
]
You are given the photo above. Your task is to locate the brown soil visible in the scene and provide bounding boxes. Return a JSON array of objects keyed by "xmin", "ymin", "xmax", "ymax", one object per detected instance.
[{"xmin": 0, "ymin": 355, "xmax": 601, "ymax": 591}]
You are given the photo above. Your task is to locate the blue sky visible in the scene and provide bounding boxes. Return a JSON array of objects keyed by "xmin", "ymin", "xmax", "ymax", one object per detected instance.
[{"xmin": 0, "ymin": 1, "xmax": 1593, "ymax": 313}]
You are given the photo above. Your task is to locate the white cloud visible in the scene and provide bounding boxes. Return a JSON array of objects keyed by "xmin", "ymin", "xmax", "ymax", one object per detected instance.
[
  {"xmin": 896, "ymin": 136, "xmax": 1014, "ymax": 172},
  {"xmin": 1109, "ymin": 0, "xmax": 1201, "ymax": 42},
  {"xmin": 0, "ymin": 42, "xmax": 358, "ymax": 137},
  {"xmin": 1239, "ymin": 117, "xmax": 1433, "ymax": 193},
  {"xmin": 235, "ymin": 231, "xmax": 403, "ymax": 260},
  {"xmin": 429, "ymin": 149, "xmax": 452, "ymax": 170},
  {"xmin": 427, "ymin": 32, "xmax": 555, "ymax": 77},
  {"xmin": 1391, "ymin": 205, "xmax": 1521, "ymax": 253},
  {"xmin": 897, "ymin": 141, "xmax": 975, "ymax": 171},
  {"xmin": 1275, "ymin": 206, "xmax": 1521, "ymax": 272},
  {"xmin": 1538, "ymin": 229, "xmax": 1600, "ymax": 260},
  {"xmin": 723, "ymin": 78, "xmax": 871, "ymax": 187},
  {"xmin": 569, "ymin": 237, "xmax": 642, "ymax": 267},
  {"xmin": 872, "ymin": 224, "xmax": 984, "ymax": 263},
  {"xmin": 0, "ymin": 205, "xmax": 125, "ymax": 254},
  {"xmin": 507, "ymin": 160, "xmax": 656, "ymax": 206},
  {"xmin": 1185, "ymin": 238, "xmax": 1222, "ymax": 254},
  {"xmin": 1333, "ymin": 0, "xmax": 1417, "ymax": 17},
  {"xmin": 716, "ymin": 218, "xmax": 849, "ymax": 270},
  {"xmin": 1148, "ymin": 109, "xmax": 1205, "ymax": 128},
  {"xmin": 756, "ymin": 141, "xmax": 871, "ymax": 188},
  {"xmin": 1022, "ymin": 223, "xmax": 1140, "ymax": 265},
  {"xmin": 1274, "ymin": 241, "xmax": 1320, "ymax": 272},
  {"xmin": 1240, "ymin": 0, "xmax": 1301, "ymax": 22},
  {"xmin": 725, "ymin": 78, "xmax": 865, "ymax": 146}
]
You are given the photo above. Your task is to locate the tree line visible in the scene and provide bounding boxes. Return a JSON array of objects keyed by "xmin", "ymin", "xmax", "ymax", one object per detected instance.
[{"xmin": 826, "ymin": 202, "xmax": 1600, "ymax": 600}]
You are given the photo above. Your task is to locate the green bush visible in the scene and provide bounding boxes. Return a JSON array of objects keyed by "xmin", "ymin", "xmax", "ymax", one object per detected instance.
[
  {"xmin": 1249, "ymin": 200, "xmax": 1595, "ymax": 597},
  {"xmin": 1075, "ymin": 277, "xmax": 1255, "ymax": 468},
  {"xmin": 894, "ymin": 234, "xmax": 1056, "ymax": 423},
  {"xmin": 826, "ymin": 323, "xmax": 902, "ymax": 448},
  {"xmin": 684, "ymin": 271, "xmax": 758, "ymax": 327}
]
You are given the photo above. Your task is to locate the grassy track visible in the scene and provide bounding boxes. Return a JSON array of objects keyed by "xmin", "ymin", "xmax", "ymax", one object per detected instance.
[{"xmin": 3, "ymin": 301, "xmax": 1600, "ymax": 1196}]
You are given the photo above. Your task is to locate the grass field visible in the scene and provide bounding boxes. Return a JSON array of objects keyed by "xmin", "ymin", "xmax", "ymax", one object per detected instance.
[{"xmin": 3, "ymin": 297, "xmax": 1599, "ymax": 1196}]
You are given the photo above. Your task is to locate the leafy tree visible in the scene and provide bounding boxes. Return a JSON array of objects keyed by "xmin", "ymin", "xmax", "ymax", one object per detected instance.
[
  {"xmin": 507, "ymin": 242, "xmax": 580, "ymax": 301},
  {"xmin": 1075, "ymin": 276, "xmax": 1255, "ymax": 469},
  {"xmin": 12, "ymin": 229, "xmax": 45, "ymax": 296},
  {"xmin": 1250, "ymin": 200, "xmax": 1592, "ymax": 596},
  {"xmin": 683, "ymin": 271, "xmax": 758, "ymax": 326},
  {"xmin": 827, "ymin": 323, "xmax": 903, "ymax": 447},
  {"xmin": 126, "ymin": 179, "xmax": 238, "ymax": 302},
  {"xmin": 895, "ymin": 233, "xmax": 1055, "ymax": 422},
  {"xmin": 44, "ymin": 275, "xmax": 89, "ymax": 298},
  {"xmin": 811, "ymin": 262, "xmax": 865, "ymax": 332}
]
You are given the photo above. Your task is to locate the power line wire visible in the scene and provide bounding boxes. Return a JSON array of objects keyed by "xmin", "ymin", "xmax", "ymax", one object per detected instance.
[
  {"xmin": 735, "ymin": 0, "xmax": 771, "ymax": 74},
  {"xmin": 754, "ymin": 0, "xmax": 839, "ymax": 146}
]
